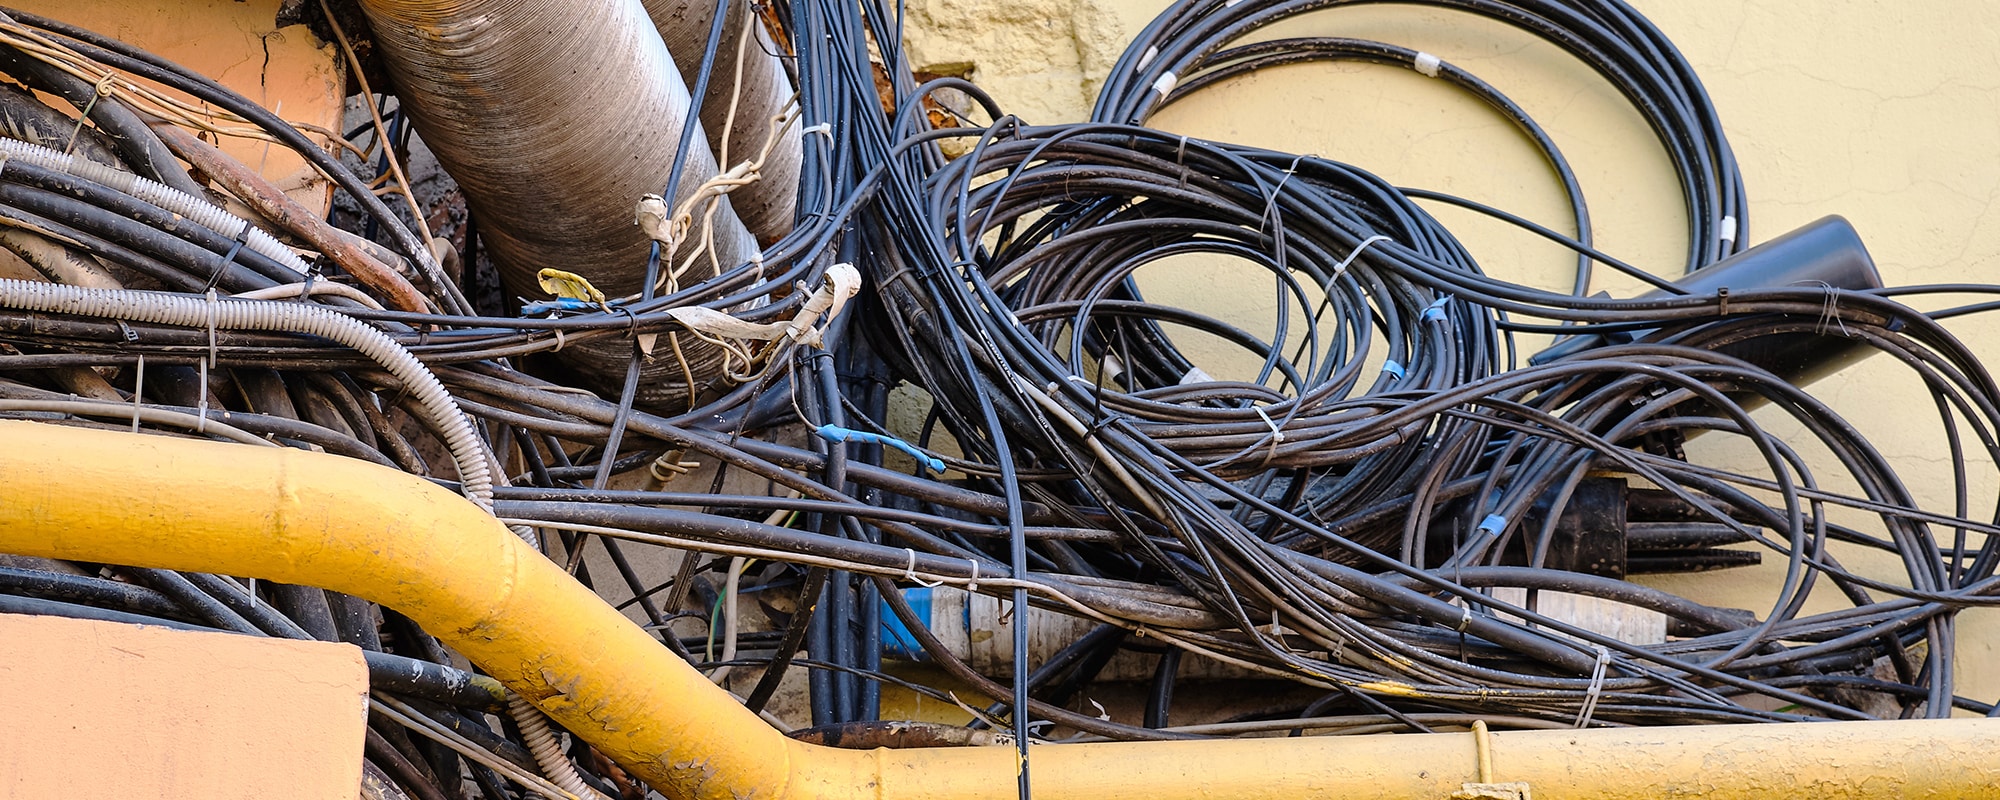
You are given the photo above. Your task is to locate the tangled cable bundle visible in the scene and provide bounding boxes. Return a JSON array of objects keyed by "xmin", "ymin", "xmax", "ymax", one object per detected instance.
[{"xmin": 2, "ymin": 0, "xmax": 2000, "ymax": 797}]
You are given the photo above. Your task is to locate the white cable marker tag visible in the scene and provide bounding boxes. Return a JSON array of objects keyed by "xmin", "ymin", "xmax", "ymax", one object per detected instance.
[
  {"xmin": 1153, "ymin": 71, "xmax": 1179, "ymax": 97},
  {"xmin": 1225, "ymin": 0, "xmax": 1243, "ymax": 7},
  {"xmin": 1179, "ymin": 366, "xmax": 1215, "ymax": 385},
  {"xmin": 1719, "ymin": 215, "xmax": 1739, "ymax": 245},
  {"xmin": 1139, "ymin": 46, "xmax": 1159, "ymax": 70},
  {"xmin": 1413, "ymin": 52, "xmax": 1442, "ymax": 78}
]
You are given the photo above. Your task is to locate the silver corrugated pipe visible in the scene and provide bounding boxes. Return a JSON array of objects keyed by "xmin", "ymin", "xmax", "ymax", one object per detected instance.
[
  {"xmin": 359, "ymin": 0, "xmax": 761, "ymax": 409},
  {"xmin": 357, "ymin": 0, "xmax": 757, "ymax": 299},
  {"xmin": 643, "ymin": 0, "xmax": 801, "ymax": 243}
]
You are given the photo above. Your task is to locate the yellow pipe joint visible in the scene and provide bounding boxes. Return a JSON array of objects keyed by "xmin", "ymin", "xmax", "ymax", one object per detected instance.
[{"xmin": 2, "ymin": 421, "xmax": 1997, "ymax": 800}]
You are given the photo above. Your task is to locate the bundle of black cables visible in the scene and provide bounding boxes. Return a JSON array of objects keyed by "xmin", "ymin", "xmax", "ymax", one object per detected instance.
[{"xmin": 2, "ymin": 7, "xmax": 2000, "ymax": 796}]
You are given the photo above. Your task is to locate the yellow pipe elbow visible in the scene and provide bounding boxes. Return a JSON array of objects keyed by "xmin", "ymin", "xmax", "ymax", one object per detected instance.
[
  {"xmin": 4, "ymin": 420, "xmax": 2000, "ymax": 800},
  {"xmin": 0, "ymin": 420, "xmax": 799, "ymax": 798}
]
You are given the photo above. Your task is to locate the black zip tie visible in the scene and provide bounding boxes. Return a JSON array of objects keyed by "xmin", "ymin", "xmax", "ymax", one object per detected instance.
[
  {"xmin": 297, "ymin": 266, "xmax": 322, "ymax": 302},
  {"xmin": 1084, "ymin": 412, "xmax": 1120, "ymax": 440},
  {"xmin": 1175, "ymin": 134, "xmax": 1189, "ymax": 189},
  {"xmin": 204, "ymin": 222, "xmax": 255, "ymax": 293},
  {"xmin": 618, "ymin": 305, "xmax": 642, "ymax": 339}
]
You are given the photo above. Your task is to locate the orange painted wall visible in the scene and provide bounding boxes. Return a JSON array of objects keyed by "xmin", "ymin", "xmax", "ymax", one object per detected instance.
[
  {"xmin": 0, "ymin": 613, "xmax": 368, "ymax": 799},
  {"xmin": 7, "ymin": 0, "xmax": 346, "ymax": 212}
]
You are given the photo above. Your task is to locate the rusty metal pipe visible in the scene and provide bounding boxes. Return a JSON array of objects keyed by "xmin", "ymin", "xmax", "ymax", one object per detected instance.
[
  {"xmin": 149, "ymin": 122, "xmax": 431, "ymax": 313},
  {"xmin": 2, "ymin": 420, "xmax": 1998, "ymax": 800}
]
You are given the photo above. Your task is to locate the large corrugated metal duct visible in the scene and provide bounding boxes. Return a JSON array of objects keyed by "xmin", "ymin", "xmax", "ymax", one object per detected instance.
[
  {"xmin": 643, "ymin": 0, "xmax": 800, "ymax": 243},
  {"xmin": 358, "ymin": 0, "xmax": 761, "ymax": 409}
]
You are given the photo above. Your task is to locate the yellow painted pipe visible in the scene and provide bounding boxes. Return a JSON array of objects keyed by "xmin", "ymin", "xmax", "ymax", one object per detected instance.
[{"xmin": 2, "ymin": 419, "xmax": 1998, "ymax": 800}]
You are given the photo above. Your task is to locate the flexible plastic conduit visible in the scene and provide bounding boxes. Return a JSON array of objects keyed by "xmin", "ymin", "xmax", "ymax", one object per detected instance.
[
  {"xmin": 0, "ymin": 137, "xmax": 311, "ymax": 276},
  {"xmin": 2, "ymin": 421, "xmax": 1997, "ymax": 800},
  {"xmin": 0, "ymin": 280, "xmax": 492, "ymax": 509}
]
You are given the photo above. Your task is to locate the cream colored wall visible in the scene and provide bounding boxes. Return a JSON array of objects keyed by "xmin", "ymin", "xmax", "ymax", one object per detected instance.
[{"xmin": 904, "ymin": 1, "xmax": 2000, "ymax": 709}]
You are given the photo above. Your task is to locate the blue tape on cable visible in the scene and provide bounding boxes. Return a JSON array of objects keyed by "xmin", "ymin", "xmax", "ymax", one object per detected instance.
[
  {"xmin": 816, "ymin": 424, "xmax": 947, "ymax": 473},
  {"xmin": 1421, "ymin": 295, "xmax": 1453, "ymax": 322},
  {"xmin": 1382, "ymin": 360, "xmax": 1404, "ymax": 380},
  {"xmin": 520, "ymin": 297, "xmax": 599, "ymax": 316},
  {"xmin": 878, "ymin": 587, "xmax": 934, "ymax": 661},
  {"xmin": 1476, "ymin": 513, "xmax": 1508, "ymax": 535}
]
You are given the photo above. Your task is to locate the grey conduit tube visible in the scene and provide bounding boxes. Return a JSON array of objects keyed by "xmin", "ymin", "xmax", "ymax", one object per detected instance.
[
  {"xmin": 0, "ymin": 278, "xmax": 494, "ymax": 510},
  {"xmin": 0, "ymin": 137, "xmax": 313, "ymax": 276},
  {"xmin": 643, "ymin": 0, "xmax": 801, "ymax": 242},
  {"xmin": 356, "ymin": 0, "xmax": 756, "ymax": 299}
]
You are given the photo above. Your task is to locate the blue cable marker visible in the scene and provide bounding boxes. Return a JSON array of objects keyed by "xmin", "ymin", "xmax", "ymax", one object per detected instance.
[
  {"xmin": 816, "ymin": 424, "xmax": 947, "ymax": 473},
  {"xmin": 1476, "ymin": 514, "xmax": 1508, "ymax": 536},
  {"xmin": 1382, "ymin": 360, "xmax": 1405, "ymax": 380},
  {"xmin": 1421, "ymin": 295, "xmax": 1453, "ymax": 322}
]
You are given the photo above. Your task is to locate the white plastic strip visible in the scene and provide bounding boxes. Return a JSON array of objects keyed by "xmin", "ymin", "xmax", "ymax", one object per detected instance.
[
  {"xmin": 663, "ymin": 262, "xmax": 861, "ymax": 348},
  {"xmin": 1413, "ymin": 52, "xmax": 1442, "ymax": 78}
]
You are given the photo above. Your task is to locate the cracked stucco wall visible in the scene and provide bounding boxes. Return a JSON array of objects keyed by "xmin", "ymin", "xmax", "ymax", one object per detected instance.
[
  {"xmin": 905, "ymin": 0, "xmax": 2000, "ymax": 707},
  {"xmin": 13, "ymin": 0, "xmax": 345, "ymax": 211}
]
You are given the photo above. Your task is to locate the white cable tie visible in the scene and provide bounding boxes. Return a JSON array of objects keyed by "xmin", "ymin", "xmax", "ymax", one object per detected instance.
[
  {"xmin": 966, "ymin": 559, "xmax": 980, "ymax": 593},
  {"xmin": 131, "ymin": 353, "xmax": 144, "ymax": 434},
  {"xmin": 802, "ymin": 122, "xmax": 832, "ymax": 139},
  {"xmin": 1138, "ymin": 46, "xmax": 1159, "ymax": 70},
  {"xmin": 1253, "ymin": 405, "xmax": 1285, "ymax": 443},
  {"xmin": 1719, "ymin": 215, "xmax": 1739, "ymax": 246},
  {"xmin": 1152, "ymin": 71, "xmax": 1179, "ymax": 98},
  {"xmin": 1179, "ymin": 366, "xmax": 1215, "ymax": 385},
  {"xmin": 199, "ymin": 289, "xmax": 219, "ymax": 435},
  {"xmin": 1225, "ymin": 0, "xmax": 1243, "ymax": 7},
  {"xmin": 1574, "ymin": 645, "xmax": 1611, "ymax": 728},
  {"xmin": 195, "ymin": 358, "xmax": 209, "ymax": 434},
  {"xmin": 1331, "ymin": 234, "xmax": 1391, "ymax": 281},
  {"xmin": 1455, "ymin": 605, "xmax": 1475, "ymax": 633},
  {"xmin": 204, "ymin": 288, "xmax": 220, "ymax": 370},
  {"xmin": 904, "ymin": 548, "xmax": 944, "ymax": 588},
  {"xmin": 1413, "ymin": 51, "xmax": 1442, "ymax": 78}
]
